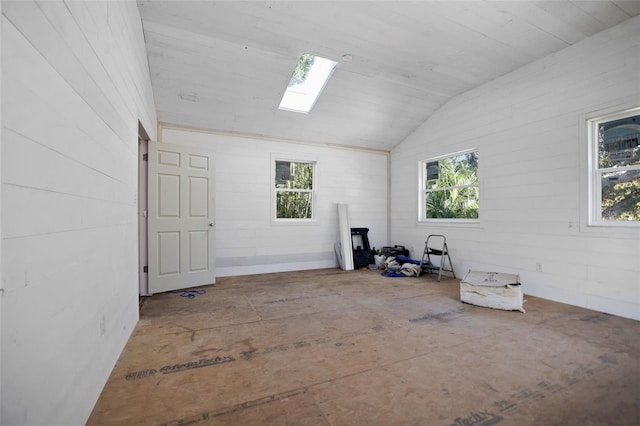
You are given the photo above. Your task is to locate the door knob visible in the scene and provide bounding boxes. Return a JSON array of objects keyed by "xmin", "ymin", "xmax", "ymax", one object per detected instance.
[{"xmin": 209, "ymin": 223, "xmax": 215, "ymax": 227}]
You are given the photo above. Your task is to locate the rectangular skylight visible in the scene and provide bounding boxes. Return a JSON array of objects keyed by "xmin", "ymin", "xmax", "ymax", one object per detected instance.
[{"xmin": 279, "ymin": 54, "xmax": 337, "ymax": 113}]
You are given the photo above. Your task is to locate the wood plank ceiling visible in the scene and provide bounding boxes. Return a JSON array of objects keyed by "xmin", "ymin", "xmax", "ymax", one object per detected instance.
[{"xmin": 138, "ymin": 1, "xmax": 640, "ymax": 151}]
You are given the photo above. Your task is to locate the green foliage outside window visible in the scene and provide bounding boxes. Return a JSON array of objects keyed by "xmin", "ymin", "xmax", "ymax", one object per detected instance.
[
  {"xmin": 288, "ymin": 54, "xmax": 315, "ymax": 87},
  {"xmin": 601, "ymin": 173, "xmax": 640, "ymax": 220},
  {"xmin": 275, "ymin": 161, "xmax": 314, "ymax": 219},
  {"xmin": 424, "ymin": 152, "xmax": 479, "ymax": 219}
]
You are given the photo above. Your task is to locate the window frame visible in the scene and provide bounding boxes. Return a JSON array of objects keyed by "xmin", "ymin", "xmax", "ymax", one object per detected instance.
[
  {"xmin": 418, "ymin": 149, "xmax": 480, "ymax": 224},
  {"xmin": 271, "ymin": 153, "xmax": 318, "ymax": 225},
  {"xmin": 587, "ymin": 107, "xmax": 640, "ymax": 228}
]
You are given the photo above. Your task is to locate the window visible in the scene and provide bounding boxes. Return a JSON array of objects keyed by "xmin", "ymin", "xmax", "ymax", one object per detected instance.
[
  {"xmin": 419, "ymin": 150, "xmax": 479, "ymax": 221},
  {"xmin": 279, "ymin": 54, "xmax": 337, "ymax": 113},
  {"xmin": 588, "ymin": 108, "xmax": 640, "ymax": 225},
  {"xmin": 273, "ymin": 158, "xmax": 316, "ymax": 221}
]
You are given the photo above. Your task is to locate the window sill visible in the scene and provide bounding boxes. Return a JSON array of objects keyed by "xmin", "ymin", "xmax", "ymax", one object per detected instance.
[
  {"xmin": 417, "ymin": 219, "xmax": 482, "ymax": 229},
  {"xmin": 271, "ymin": 219, "xmax": 319, "ymax": 227},
  {"xmin": 581, "ymin": 221, "xmax": 640, "ymax": 238}
]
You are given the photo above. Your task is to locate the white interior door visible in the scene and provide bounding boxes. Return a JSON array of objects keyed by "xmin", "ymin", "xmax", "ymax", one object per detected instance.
[{"xmin": 148, "ymin": 141, "xmax": 215, "ymax": 294}]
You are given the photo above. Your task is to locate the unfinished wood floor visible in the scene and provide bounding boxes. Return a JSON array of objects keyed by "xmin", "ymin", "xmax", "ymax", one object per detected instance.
[{"xmin": 89, "ymin": 268, "xmax": 640, "ymax": 425}]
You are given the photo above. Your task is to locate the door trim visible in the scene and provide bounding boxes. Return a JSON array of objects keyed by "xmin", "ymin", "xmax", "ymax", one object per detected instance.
[{"xmin": 138, "ymin": 123, "xmax": 150, "ymax": 296}]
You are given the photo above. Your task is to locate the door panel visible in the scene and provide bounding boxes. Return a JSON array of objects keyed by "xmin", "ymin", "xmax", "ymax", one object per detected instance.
[
  {"xmin": 158, "ymin": 232, "xmax": 180, "ymax": 276},
  {"xmin": 189, "ymin": 231, "xmax": 209, "ymax": 271},
  {"xmin": 148, "ymin": 141, "xmax": 215, "ymax": 293},
  {"xmin": 158, "ymin": 174, "xmax": 180, "ymax": 217},
  {"xmin": 189, "ymin": 177, "xmax": 208, "ymax": 217}
]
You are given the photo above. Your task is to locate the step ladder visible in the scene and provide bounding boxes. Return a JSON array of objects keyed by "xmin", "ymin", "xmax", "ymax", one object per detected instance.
[{"xmin": 418, "ymin": 234, "xmax": 455, "ymax": 281}]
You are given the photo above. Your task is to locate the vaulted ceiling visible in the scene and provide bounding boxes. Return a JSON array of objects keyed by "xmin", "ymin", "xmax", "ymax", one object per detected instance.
[{"xmin": 138, "ymin": 1, "xmax": 640, "ymax": 151}]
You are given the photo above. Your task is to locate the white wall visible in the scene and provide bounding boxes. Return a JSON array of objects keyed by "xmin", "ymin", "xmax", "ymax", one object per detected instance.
[
  {"xmin": 0, "ymin": 1, "xmax": 3, "ymax": 421},
  {"xmin": 161, "ymin": 127, "xmax": 388, "ymax": 277},
  {"xmin": 391, "ymin": 16, "xmax": 640, "ymax": 320},
  {"xmin": 1, "ymin": 1, "xmax": 156, "ymax": 424}
]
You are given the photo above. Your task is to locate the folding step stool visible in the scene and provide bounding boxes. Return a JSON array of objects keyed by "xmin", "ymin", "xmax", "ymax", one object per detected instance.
[{"xmin": 418, "ymin": 234, "xmax": 455, "ymax": 281}]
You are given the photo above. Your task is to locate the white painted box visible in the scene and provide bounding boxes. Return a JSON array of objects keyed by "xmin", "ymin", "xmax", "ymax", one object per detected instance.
[{"xmin": 460, "ymin": 271, "xmax": 525, "ymax": 313}]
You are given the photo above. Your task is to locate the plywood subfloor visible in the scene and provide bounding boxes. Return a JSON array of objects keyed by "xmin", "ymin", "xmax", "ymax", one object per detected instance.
[{"xmin": 88, "ymin": 268, "xmax": 640, "ymax": 425}]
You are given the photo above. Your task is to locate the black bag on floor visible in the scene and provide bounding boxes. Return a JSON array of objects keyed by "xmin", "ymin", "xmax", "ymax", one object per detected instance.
[{"xmin": 381, "ymin": 245, "xmax": 409, "ymax": 257}]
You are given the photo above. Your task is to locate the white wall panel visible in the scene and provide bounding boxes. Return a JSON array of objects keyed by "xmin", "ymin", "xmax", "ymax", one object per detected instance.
[
  {"xmin": 0, "ymin": 2, "xmax": 3, "ymax": 416},
  {"xmin": 161, "ymin": 127, "xmax": 388, "ymax": 276},
  {"xmin": 391, "ymin": 15, "xmax": 640, "ymax": 320},
  {"xmin": 1, "ymin": 1, "xmax": 157, "ymax": 425}
]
